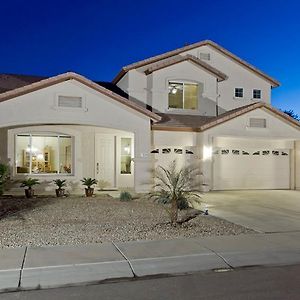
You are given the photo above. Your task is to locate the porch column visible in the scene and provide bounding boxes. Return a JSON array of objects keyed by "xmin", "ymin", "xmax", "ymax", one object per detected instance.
[{"xmin": 133, "ymin": 126, "xmax": 153, "ymax": 193}]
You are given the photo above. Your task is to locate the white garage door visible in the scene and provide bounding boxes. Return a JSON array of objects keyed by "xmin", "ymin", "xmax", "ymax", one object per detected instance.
[{"xmin": 213, "ymin": 148, "xmax": 290, "ymax": 190}]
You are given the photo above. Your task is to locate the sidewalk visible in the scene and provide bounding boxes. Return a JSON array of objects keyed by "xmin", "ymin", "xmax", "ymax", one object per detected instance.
[{"xmin": 1, "ymin": 231, "xmax": 300, "ymax": 292}]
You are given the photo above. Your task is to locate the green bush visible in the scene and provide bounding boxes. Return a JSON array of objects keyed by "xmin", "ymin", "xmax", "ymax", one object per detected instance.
[
  {"xmin": 120, "ymin": 191, "xmax": 133, "ymax": 202},
  {"xmin": 0, "ymin": 163, "xmax": 9, "ymax": 195}
]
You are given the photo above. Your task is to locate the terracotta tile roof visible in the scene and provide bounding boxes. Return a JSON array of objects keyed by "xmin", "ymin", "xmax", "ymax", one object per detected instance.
[
  {"xmin": 112, "ymin": 40, "xmax": 280, "ymax": 87},
  {"xmin": 144, "ymin": 54, "xmax": 227, "ymax": 81},
  {"xmin": 152, "ymin": 102, "xmax": 300, "ymax": 132},
  {"xmin": 0, "ymin": 72, "xmax": 160, "ymax": 121}
]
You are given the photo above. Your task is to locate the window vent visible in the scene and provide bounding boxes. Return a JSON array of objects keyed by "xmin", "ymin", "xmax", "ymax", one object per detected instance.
[
  {"xmin": 199, "ymin": 52, "xmax": 210, "ymax": 61},
  {"xmin": 58, "ymin": 96, "xmax": 83, "ymax": 108},
  {"xmin": 249, "ymin": 118, "xmax": 266, "ymax": 128}
]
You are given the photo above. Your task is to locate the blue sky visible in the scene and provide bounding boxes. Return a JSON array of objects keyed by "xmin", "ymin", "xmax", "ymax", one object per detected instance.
[{"xmin": 1, "ymin": 0, "xmax": 300, "ymax": 113}]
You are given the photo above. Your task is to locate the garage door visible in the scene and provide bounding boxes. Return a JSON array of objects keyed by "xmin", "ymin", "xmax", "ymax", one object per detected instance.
[{"xmin": 213, "ymin": 148, "xmax": 290, "ymax": 190}]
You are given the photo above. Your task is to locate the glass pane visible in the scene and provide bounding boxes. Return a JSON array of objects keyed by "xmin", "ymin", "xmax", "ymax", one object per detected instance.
[
  {"xmin": 16, "ymin": 135, "xmax": 31, "ymax": 174},
  {"xmin": 121, "ymin": 138, "xmax": 132, "ymax": 174},
  {"xmin": 184, "ymin": 84, "xmax": 198, "ymax": 109},
  {"xmin": 59, "ymin": 136, "xmax": 72, "ymax": 174},
  {"xmin": 31, "ymin": 136, "xmax": 59, "ymax": 174},
  {"xmin": 168, "ymin": 82, "xmax": 183, "ymax": 108}
]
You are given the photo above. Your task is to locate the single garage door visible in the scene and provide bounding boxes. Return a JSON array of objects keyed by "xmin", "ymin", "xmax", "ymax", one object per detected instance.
[{"xmin": 213, "ymin": 148, "xmax": 290, "ymax": 190}]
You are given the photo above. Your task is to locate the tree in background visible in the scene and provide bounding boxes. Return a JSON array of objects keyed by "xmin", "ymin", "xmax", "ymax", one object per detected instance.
[{"xmin": 283, "ymin": 109, "xmax": 300, "ymax": 121}]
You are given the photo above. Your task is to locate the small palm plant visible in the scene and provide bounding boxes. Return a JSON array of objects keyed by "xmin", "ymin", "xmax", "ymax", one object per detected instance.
[
  {"xmin": 81, "ymin": 177, "xmax": 98, "ymax": 197},
  {"xmin": 20, "ymin": 178, "xmax": 40, "ymax": 198},
  {"xmin": 53, "ymin": 179, "xmax": 67, "ymax": 197},
  {"xmin": 150, "ymin": 161, "xmax": 201, "ymax": 226}
]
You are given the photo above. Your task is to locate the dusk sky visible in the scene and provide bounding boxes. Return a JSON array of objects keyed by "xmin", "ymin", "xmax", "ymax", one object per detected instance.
[{"xmin": 1, "ymin": 0, "xmax": 300, "ymax": 113}]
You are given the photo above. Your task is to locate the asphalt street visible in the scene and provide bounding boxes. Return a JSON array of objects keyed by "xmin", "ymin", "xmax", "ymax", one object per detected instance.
[{"xmin": 1, "ymin": 264, "xmax": 300, "ymax": 300}]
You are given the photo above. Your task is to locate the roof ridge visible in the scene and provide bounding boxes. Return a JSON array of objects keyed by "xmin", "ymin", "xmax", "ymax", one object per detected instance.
[
  {"xmin": 0, "ymin": 72, "xmax": 161, "ymax": 122},
  {"xmin": 112, "ymin": 40, "xmax": 280, "ymax": 87}
]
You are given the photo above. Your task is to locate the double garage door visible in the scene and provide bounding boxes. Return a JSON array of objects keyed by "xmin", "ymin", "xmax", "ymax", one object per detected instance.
[{"xmin": 213, "ymin": 148, "xmax": 290, "ymax": 190}]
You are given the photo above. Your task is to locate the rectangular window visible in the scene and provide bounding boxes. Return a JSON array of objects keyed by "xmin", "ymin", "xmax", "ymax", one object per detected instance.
[
  {"xmin": 15, "ymin": 134, "xmax": 73, "ymax": 175},
  {"xmin": 253, "ymin": 89, "xmax": 261, "ymax": 99},
  {"xmin": 121, "ymin": 138, "xmax": 132, "ymax": 174},
  {"xmin": 234, "ymin": 88, "xmax": 243, "ymax": 98},
  {"xmin": 168, "ymin": 82, "xmax": 198, "ymax": 110}
]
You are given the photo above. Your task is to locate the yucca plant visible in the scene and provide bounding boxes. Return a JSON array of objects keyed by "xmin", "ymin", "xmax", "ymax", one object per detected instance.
[
  {"xmin": 81, "ymin": 177, "xmax": 98, "ymax": 197},
  {"xmin": 20, "ymin": 178, "xmax": 40, "ymax": 198},
  {"xmin": 53, "ymin": 179, "xmax": 67, "ymax": 197},
  {"xmin": 149, "ymin": 161, "xmax": 201, "ymax": 226}
]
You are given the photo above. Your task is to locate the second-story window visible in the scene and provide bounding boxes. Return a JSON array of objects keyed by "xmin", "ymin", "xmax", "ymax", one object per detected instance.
[
  {"xmin": 253, "ymin": 89, "xmax": 261, "ymax": 99},
  {"xmin": 168, "ymin": 81, "xmax": 198, "ymax": 110},
  {"xmin": 234, "ymin": 88, "xmax": 244, "ymax": 98}
]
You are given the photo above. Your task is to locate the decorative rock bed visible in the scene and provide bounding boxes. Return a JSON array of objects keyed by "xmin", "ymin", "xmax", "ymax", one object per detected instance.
[{"xmin": 0, "ymin": 195, "xmax": 255, "ymax": 248}]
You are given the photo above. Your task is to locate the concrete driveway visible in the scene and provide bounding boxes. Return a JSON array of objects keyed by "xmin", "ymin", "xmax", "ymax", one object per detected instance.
[{"xmin": 202, "ymin": 190, "xmax": 300, "ymax": 233}]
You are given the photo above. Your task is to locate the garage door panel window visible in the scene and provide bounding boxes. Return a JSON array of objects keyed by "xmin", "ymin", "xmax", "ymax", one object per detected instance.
[
  {"xmin": 262, "ymin": 150, "xmax": 270, "ymax": 155},
  {"xmin": 282, "ymin": 151, "xmax": 288, "ymax": 156},
  {"xmin": 232, "ymin": 150, "xmax": 240, "ymax": 155},
  {"xmin": 253, "ymin": 151, "xmax": 260, "ymax": 155}
]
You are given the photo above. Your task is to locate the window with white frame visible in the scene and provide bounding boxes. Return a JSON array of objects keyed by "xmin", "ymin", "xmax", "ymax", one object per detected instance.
[
  {"xmin": 234, "ymin": 88, "xmax": 244, "ymax": 98},
  {"xmin": 253, "ymin": 89, "xmax": 261, "ymax": 99},
  {"xmin": 168, "ymin": 81, "xmax": 198, "ymax": 110},
  {"xmin": 15, "ymin": 134, "xmax": 73, "ymax": 175},
  {"xmin": 120, "ymin": 138, "xmax": 132, "ymax": 174}
]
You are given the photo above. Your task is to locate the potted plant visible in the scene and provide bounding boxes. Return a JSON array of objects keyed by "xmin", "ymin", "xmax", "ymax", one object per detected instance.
[
  {"xmin": 53, "ymin": 179, "xmax": 67, "ymax": 197},
  {"xmin": 20, "ymin": 178, "xmax": 40, "ymax": 198},
  {"xmin": 81, "ymin": 177, "xmax": 98, "ymax": 197}
]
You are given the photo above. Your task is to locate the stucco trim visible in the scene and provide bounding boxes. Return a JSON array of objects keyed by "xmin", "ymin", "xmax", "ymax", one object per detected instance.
[
  {"xmin": 112, "ymin": 40, "xmax": 280, "ymax": 87},
  {"xmin": 144, "ymin": 54, "xmax": 227, "ymax": 81},
  {"xmin": 0, "ymin": 72, "xmax": 161, "ymax": 122}
]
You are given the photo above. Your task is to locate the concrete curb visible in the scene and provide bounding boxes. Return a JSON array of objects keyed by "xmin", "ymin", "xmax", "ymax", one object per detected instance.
[{"xmin": 1, "ymin": 232, "xmax": 300, "ymax": 293}]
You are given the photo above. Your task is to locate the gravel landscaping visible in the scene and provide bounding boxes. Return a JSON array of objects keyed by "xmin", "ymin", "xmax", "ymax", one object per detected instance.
[{"xmin": 0, "ymin": 195, "xmax": 255, "ymax": 248}]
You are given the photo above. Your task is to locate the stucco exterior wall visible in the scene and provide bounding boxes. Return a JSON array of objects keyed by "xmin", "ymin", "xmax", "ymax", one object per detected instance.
[
  {"xmin": 183, "ymin": 45, "xmax": 272, "ymax": 110},
  {"xmin": 117, "ymin": 44, "xmax": 273, "ymax": 116},
  {"xmin": 0, "ymin": 80, "xmax": 153, "ymax": 192},
  {"xmin": 201, "ymin": 109, "xmax": 300, "ymax": 190}
]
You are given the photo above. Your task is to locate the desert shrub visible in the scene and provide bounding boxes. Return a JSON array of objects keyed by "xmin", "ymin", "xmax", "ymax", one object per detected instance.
[
  {"xmin": 0, "ymin": 163, "xmax": 9, "ymax": 195},
  {"xmin": 120, "ymin": 191, "xmax": 133, "ymax": 202}
]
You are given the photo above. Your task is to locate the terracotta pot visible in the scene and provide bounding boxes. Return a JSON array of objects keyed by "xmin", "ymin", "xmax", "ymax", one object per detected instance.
[
  {"xmin": 55, "ymin": 188, "xmax": 65, "ymax": 197},
  {"xmin": 85, "ymin": 188, "xmax": 94, "ymax": 197},
  {"xmin": 25, "ymin": 188, "xmax": 34, "ymax": 198}
]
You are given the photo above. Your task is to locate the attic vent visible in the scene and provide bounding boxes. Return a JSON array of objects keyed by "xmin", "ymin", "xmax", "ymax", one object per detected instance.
[
  {"xmin": 249, "ymin": 118, "xmax": 267, "ymax": 128},
  {"xmin": 58, "ymin": 96, "xmax": 83, "ymax": 108},
  {"xmin": 199, "ymin": 52, "xmax": 210, "ymax": 61}
]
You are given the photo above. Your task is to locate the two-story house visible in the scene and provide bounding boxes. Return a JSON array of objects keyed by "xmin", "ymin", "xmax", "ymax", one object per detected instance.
[{"xmin": 0, "ymin": 40, "xmax": 300, "ymax": 192}]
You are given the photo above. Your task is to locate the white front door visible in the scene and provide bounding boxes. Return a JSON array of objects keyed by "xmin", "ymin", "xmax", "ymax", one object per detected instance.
[{"xmin": 95, "ymin": 134, "xmax": 116, "ymax": 188}]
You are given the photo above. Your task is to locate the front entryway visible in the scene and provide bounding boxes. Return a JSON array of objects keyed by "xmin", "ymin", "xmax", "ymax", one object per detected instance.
[
  {"xmin": 95, "ymin": 134, "xmax": 116, "ymax": 188},
  {"xmin": 213, "ymin": 147, "xmax": 290, "ymax": 190}
]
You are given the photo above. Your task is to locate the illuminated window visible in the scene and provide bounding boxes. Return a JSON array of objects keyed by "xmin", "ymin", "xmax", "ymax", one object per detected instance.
[
  {"xmin": 15, "ymin": 134, "xmax": 73, "ymax": 174},
  {"xmin": 168, "ymin": 82, "xmax": 198, "ymax": 110},
  {"xmin": 121, "ymin": 138, "xmax": 132, "ymax": 174}
]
